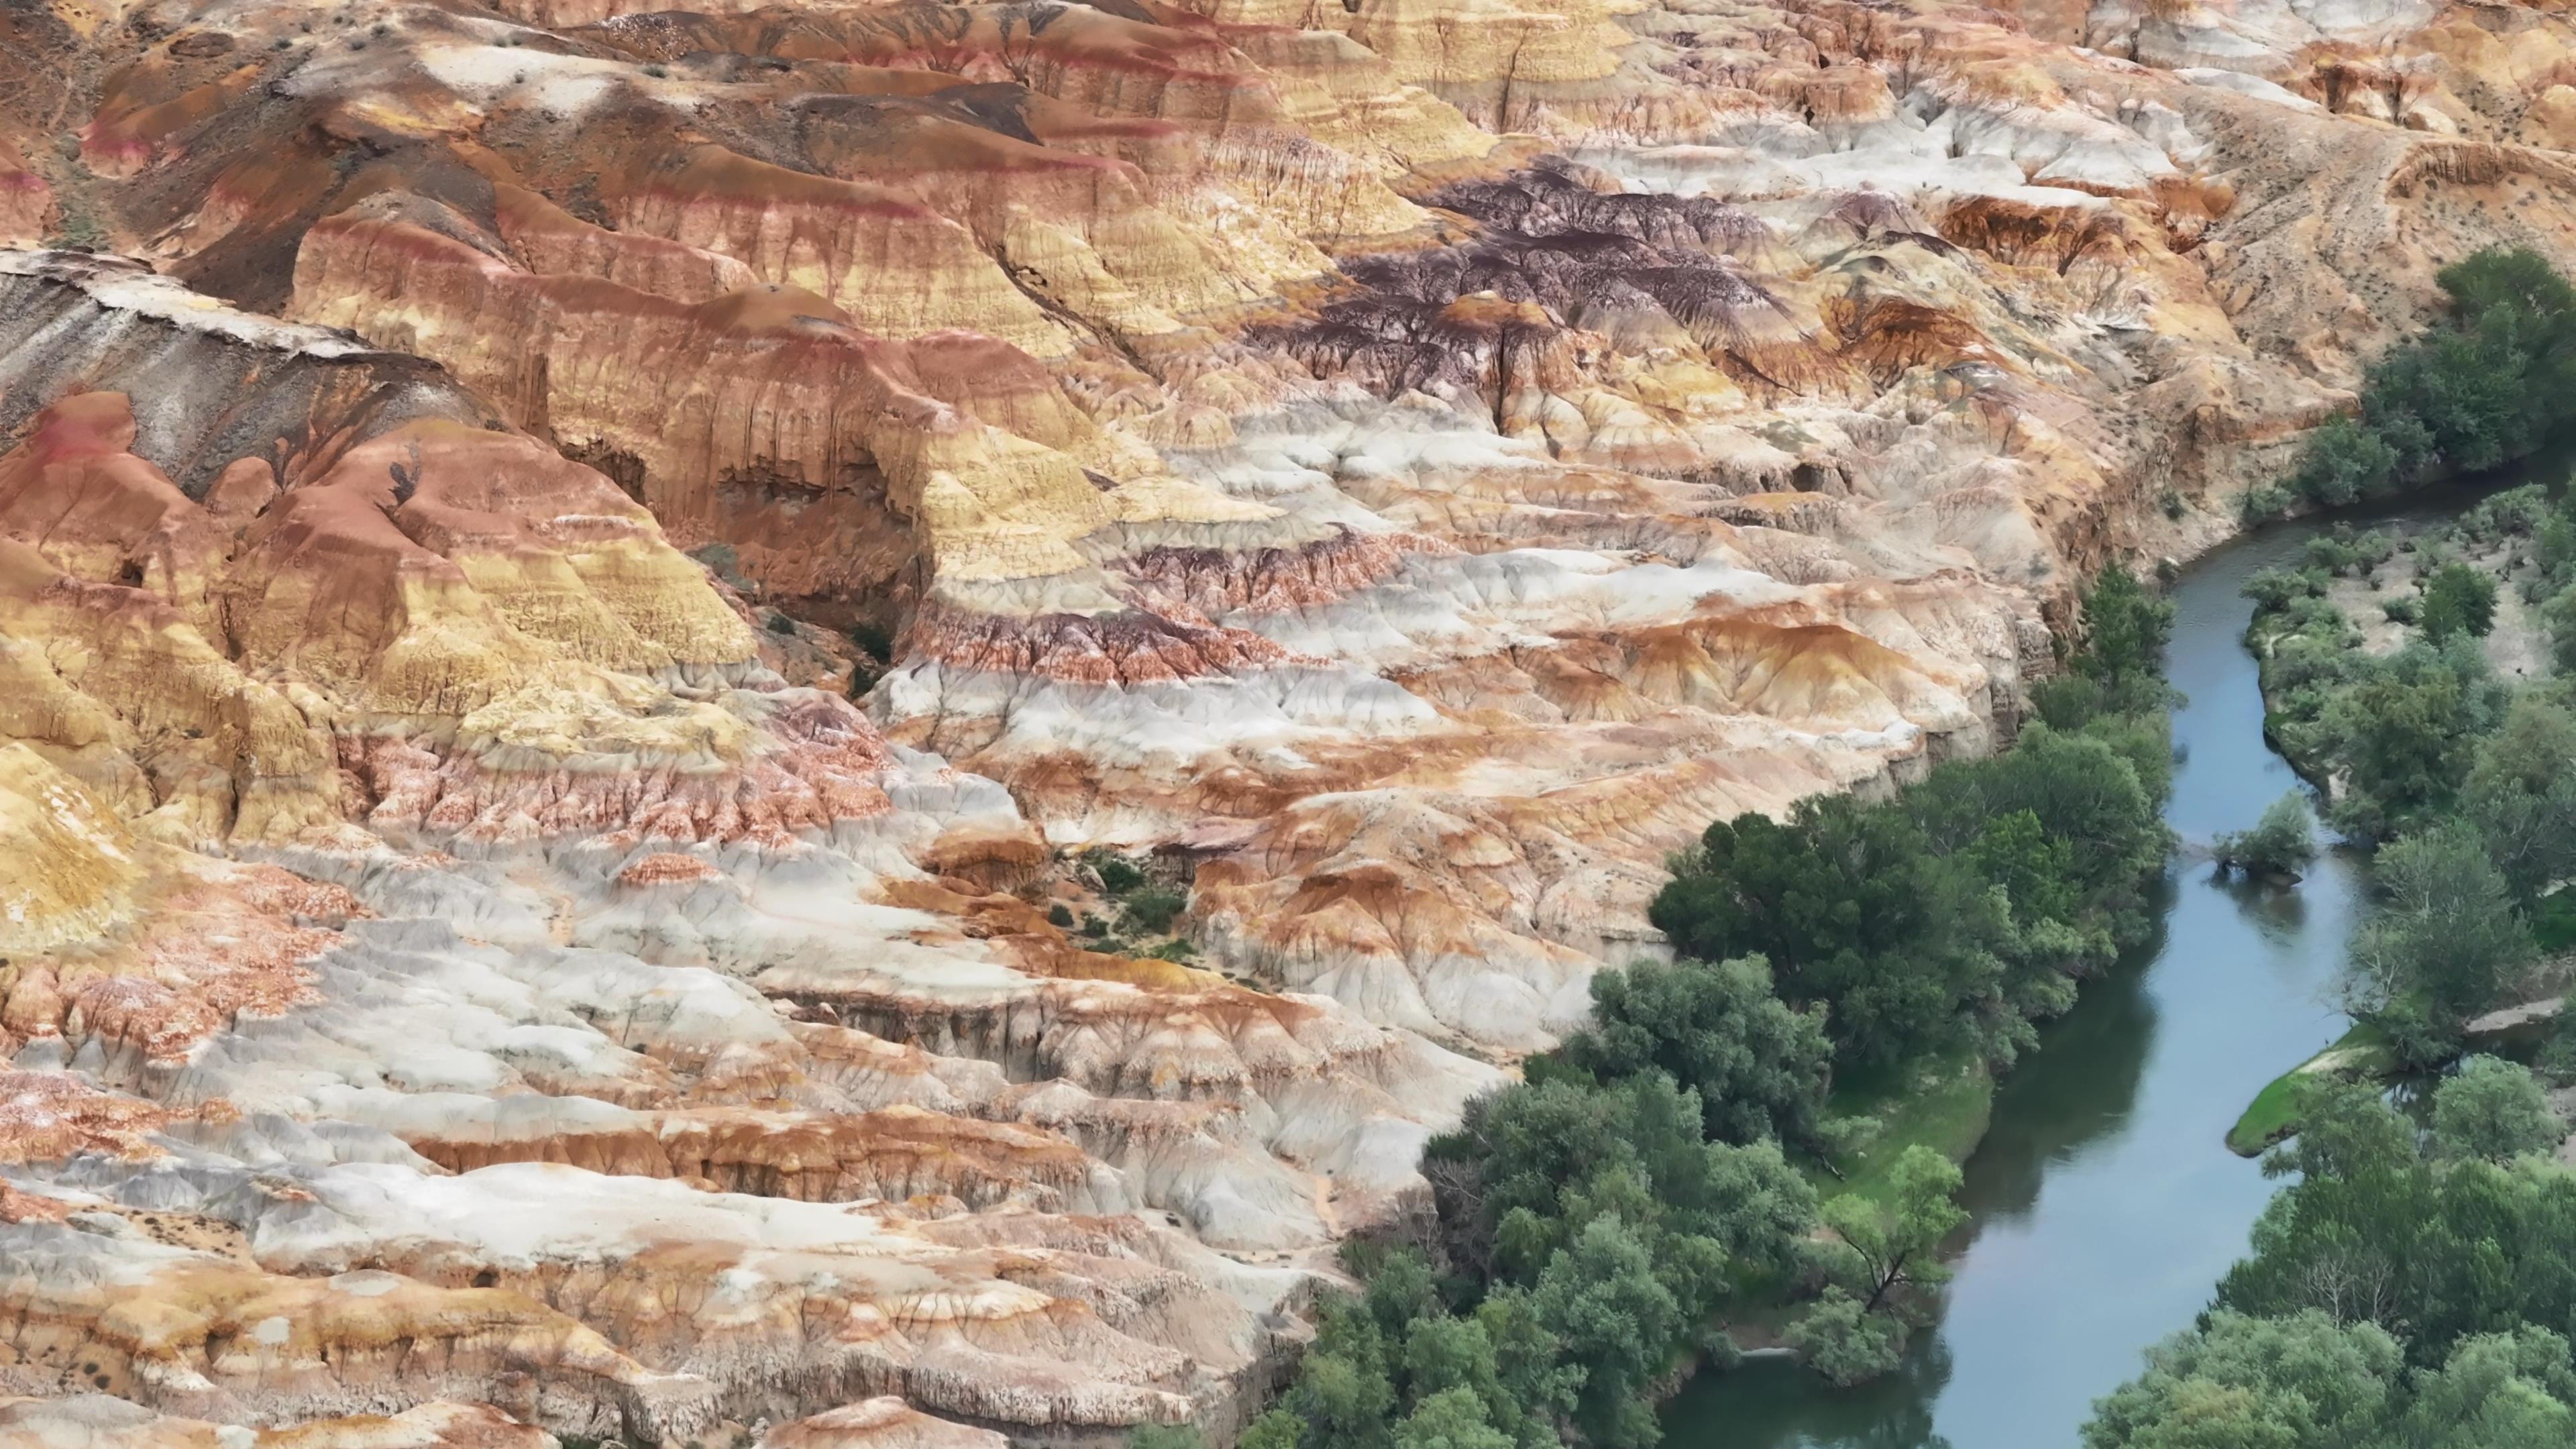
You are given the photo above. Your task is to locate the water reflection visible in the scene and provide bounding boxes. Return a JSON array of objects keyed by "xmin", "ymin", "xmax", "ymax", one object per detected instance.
[
  {"xmin": 2222, "ymin": 871, "xmax": 2309, "ymax": 941},
  {"xmin": 1672, "ymin": 1344, "xmax": 1957, "ymax": 1449}
]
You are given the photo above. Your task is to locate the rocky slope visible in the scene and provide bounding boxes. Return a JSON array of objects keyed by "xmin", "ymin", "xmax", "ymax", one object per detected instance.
[{"xmin": 4, "ymin": 0, "xmax": 2576, "ymax": 1442}]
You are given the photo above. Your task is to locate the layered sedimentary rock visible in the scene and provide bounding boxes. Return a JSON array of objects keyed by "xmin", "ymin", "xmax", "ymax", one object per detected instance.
[{"xmin": 7, "ymin": 0, "xmax": 2576, "ymax": 1439}]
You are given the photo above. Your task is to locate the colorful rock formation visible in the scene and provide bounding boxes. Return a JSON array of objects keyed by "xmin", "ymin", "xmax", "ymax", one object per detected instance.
[{"xmin": 4, "ymin": 0, "xmax": 2576, "ymax": 1440}]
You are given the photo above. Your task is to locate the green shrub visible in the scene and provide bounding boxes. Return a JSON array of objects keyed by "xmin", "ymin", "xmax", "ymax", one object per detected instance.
[
  {"xmin": 1090, "ymin": 851, "xmax": 1147, "ymax": 896},
  {"xmin": 2243, "ymin": 566, "xmax": 2329, "ymax": 613},
  {"xmin": 1118, "ymin": 885, "xmax": 1187, "ymax": 937},
  {"xmin": 2214, "ymin": 792, "xmax": 2318, "ymax": 878},
  {"xmin": 2239, "ymin": 484, "xmax": 2292, "ymax": 523},
  {"xmin": 2418, "ymin": 561, "xmax": 2499, "ymax": 641},
  {"xmin": 2304, "ymin": 527, "xmax": 2395, "ymax": 579}
]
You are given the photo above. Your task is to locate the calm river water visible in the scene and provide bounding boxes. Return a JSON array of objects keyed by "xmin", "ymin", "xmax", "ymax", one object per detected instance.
[{"xmin": 1665, "ymin": 523, "xmax": 2375, "ymax": 1448}]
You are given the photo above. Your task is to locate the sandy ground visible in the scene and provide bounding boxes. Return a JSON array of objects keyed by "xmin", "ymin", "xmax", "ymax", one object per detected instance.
[{"xmin": 2320, "ymin": 525, "xmax": 2546, "ymax": 678}]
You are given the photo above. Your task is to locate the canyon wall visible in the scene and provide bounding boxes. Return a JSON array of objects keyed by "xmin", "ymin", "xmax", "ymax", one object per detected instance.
[{"xmin": 5, "ymin": 0, "xmax": 2576, "ymax": 1440}]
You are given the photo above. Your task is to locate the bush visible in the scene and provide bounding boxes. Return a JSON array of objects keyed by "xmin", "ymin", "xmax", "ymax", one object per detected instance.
[
  {"xmin": 2243, "ymin": 566, "xmax": 2328, "ymax": 614},
  {"xmin": 47, "ymin": 206, "xmax": 108, "ymax": 252},
  {"xmin": 2345, "ymin": 820, "xmax": 2532, "ymax": 1062},
  {"xmin": 2214, "ymin": 792, "xmax": 2317, "ymax": 879},
  {"xmin": 2544, "ymin": 584, "xmax": 2576, "ymax": 674},
  {"xmin": 2239, "ymin": 484, "xmax": 2292, "ymax": 523},
  {"xmin": 1118, "ymin": 885, "xmax": 1187, "ymax": 936},
  {"xmin": 2381, "ymin": 596, "xmax": 2419, "ymax": 625},
  {"xmin": 1784, "ymin": 1289, "xmax": 1906, "ymax": 1387},
  {"xmin": 2304, "ymin": 527, "xmax": 2396, "ymax": 579},
  {"xmin": 2453, "ymin": 484, "xmax": 2550, "ymax": 543},
  {"xmin": 2429, "ymin": 1055, "xmax": 2563, "ymax": 1163},
  {"xmin": 2418, "ymin": 561, "xmax": 2499, "ymax": 641},
  {"xmin": 2314, "ymin": 642, "xmax": 2506, "ymax": 842},
  {"xmin": 2290, "ymin": 415, "xmax": 2398, "ymax": 506},
  {"xmin": 1089, "ymin": 851, "xmax": 1148, "ymax": 896},
  {"xmin": 1046, "ymin": 902, "xmax": 1075, "ymax": 928}
]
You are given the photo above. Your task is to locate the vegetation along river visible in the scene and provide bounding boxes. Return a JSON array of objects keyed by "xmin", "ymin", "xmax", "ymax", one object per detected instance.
[{"xmin": 1664, "ymin": 516, "xmax": 2406, "ymax": 1448}]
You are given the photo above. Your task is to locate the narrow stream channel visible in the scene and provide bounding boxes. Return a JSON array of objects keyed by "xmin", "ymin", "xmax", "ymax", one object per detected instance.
[{"xmin": 1664, "ymin": 521, "xmax": 2383, "ymax": 1448}]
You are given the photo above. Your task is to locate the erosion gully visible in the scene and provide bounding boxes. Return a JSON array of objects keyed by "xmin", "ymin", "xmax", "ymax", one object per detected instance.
[{"xmin": 1665, "ymin": 509, "xmax": 2432, "ymax": 1448}]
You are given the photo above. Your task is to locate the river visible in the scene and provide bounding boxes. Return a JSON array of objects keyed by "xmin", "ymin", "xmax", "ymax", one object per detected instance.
[{"xmin": 1663, "ymin": 521, "xmax": 2381, "ymax": 1448}]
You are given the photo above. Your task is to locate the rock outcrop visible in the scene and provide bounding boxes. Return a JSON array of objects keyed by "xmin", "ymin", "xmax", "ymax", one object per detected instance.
[{"xmin": 5, "ymin": 0, "xmax": 2576, "ymax": 1439}]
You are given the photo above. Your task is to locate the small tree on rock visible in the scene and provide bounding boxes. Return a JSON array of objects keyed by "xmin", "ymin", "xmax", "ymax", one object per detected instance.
[{"xmin": 2214, "ymin": 792, "xmax": 2318, "ymax": 879}]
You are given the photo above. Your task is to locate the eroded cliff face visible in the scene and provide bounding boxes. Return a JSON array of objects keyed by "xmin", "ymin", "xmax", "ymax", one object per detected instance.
[{"xmin": 4, "ymin": 0, "xmax": 2575, "ymax": 1440}]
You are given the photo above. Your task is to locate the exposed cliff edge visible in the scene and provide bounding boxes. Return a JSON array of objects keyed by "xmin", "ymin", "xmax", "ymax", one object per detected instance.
[{"xmin": 5, "ymin": 0, "xmax": 2576, "ymax": 1440}]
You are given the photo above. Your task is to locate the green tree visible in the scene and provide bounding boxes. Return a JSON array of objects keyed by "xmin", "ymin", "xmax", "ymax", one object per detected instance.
[
  {"xmin": 2462, "ymin": 695, "xmax": 2576, "ymax": 902},
  {"xmin": 2216, "ymin": 792, "xmax": 2320, "ymax": 879},
  {"xmin": 1785, "ymin": 1287, "xmax": 1907, "ymax": 1388},
  {"xmin": 2078, "ymin": 564, "xmax": 2176, "ymax": 689},
  {"xmin": 2292, "ymin": 415, "xmax": 2400, "ymax": 506},
  {"xmin": 1975, "ymin": 725, "xmax": 2168, "ymax": 904},
  {"xmin": 2430, "ymin": 1057, "xmax": 2565, "ymax": 1165},
  {"xmin": 1474, "ymin": 1287, "xmax": 1579, "ymax": 1440},
  {"xmin": 2316, "ymin": 644, "xmax": 2504, "ymax": 842},
  {"xmin": 2544, "ymin": 584, "xmax": 2576, "ymax": 676},
  {"xmin": 1399, "ymin": 1314, "xmax": 1558, "ymax": 1449},
  {"xmin": 2346, "ymin": 822, "xmax": 2533, "ymax": 1060},
  {"xmin": 2420, "ymin": 563, "xmax": 2500, "ymax": 643},
  {"xmin": 1817, "ymin": 1146, "xmax": 1966, "ymax": 1313},
  {"xmin": 1285, "ymin": 1319, "xmax": 1397, "ymax": 1449},
  {"xmin": 1432, "ymin": 1071, "xmax": 1815, "ymax": 1297},
  {"xmin": 2218, "ymin": 1082, "xmax": 2576, "ymax": 1363},
  {"xmin": 1239, "ymin": 1409, "xmax": 1304, "ymax": 1449},
  {"xmin": 1393, "ymin": 1389, "xmax": 1515, "ymax": 1449},
  {"xmin": 1649, "ymin": 798, "xmax": 1965, "ymax": 1071},
  {"xmin": 1559, "ymin": 955, "xmax": 1832, "ymax": 1147},
  {"xmin": 1532, "ymin": 1216, "xmax": 1682, "ymax": 1449},
  {"xmin": 2080, "ymin": 1310, "xmax": 2403, "ymax": 1449},
  {"xmin": 2385, "ymin": 1330, "xmax": 2576, "ymax": 1449}
]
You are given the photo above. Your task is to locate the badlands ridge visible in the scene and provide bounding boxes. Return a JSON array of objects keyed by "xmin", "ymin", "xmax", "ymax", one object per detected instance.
[{"xmin": 4, "ymin": 0, "xmax": 2576, "ymax": 1442}]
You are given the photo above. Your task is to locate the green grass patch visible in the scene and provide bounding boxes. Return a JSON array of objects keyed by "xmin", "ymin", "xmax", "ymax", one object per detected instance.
[
  {"xmin": 2226, "ymin": 1020, "xmax": 2400, "ymax": 1157},
  {"xmin": 1810, "ymin": 1044, "xmax": 1996, "ymax": 1205}
]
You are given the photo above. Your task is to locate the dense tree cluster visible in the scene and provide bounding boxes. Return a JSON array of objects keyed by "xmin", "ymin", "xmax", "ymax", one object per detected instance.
[
  {"xmin": 1650, "ymin": 567, "xmax": 2174, "ymax": 1074},
  {"xmin": 1207, "ymin": 569, "xmax": 2180, "ymax": 1449},
  {"xmin": 2086, "ymin": 1064, "xmax": 2576, "ymax": 1449},
  {"xmin": 2252, "ymin": 248, "xmax": 2576, "ymax": 517}
]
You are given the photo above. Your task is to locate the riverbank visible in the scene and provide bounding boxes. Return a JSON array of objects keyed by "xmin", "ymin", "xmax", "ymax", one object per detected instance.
[
  {"xmin": 1666, "ymin": 519, "xmax": 2373, "ymax": 1449},
  {"xmin": 2225, "ymin": 484, "xmax": 2576, "ymax": 1149}
]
